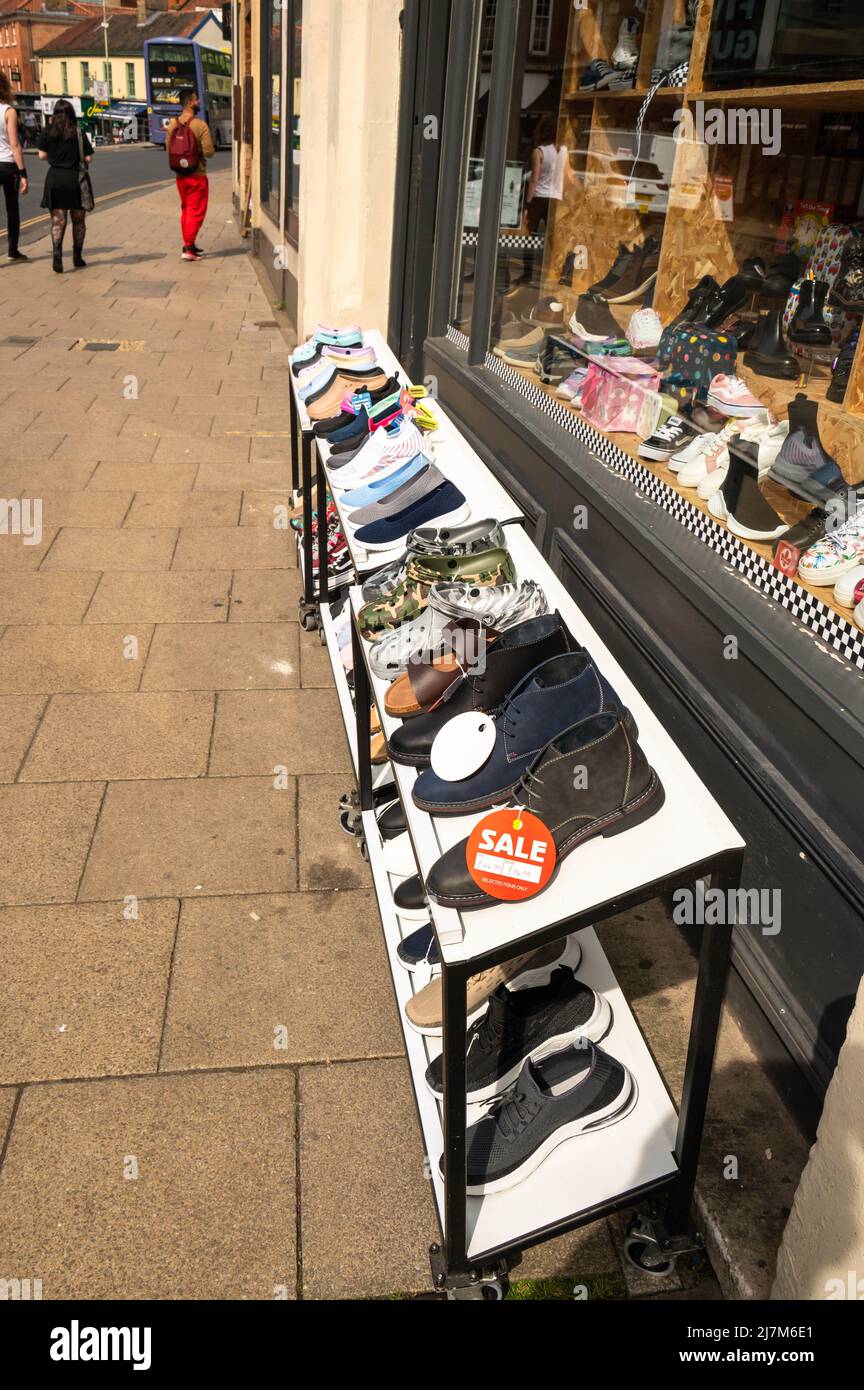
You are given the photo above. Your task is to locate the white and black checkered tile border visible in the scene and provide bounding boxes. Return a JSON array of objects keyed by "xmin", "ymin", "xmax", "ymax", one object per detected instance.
[
  {"xmin": 445, "ymin": 325, "xmax": 864, "ymax": 672},
  {"xmin": 461, "ymin": 232, "xmax": 546, "ymax": 251}
]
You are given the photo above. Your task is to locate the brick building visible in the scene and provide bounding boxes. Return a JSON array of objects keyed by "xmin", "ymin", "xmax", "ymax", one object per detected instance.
[{"xmin": 0, "ymin": 2, "xmax": 139, "ymax": 95}]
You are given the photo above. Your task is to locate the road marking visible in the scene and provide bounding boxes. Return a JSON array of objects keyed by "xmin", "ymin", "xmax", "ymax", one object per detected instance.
[{"xmin": 1, "ymin": 178, "xmax": 175, "ymax": 240}]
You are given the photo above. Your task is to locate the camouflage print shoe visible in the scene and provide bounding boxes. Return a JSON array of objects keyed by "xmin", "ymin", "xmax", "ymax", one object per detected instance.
[
  {"xmin": 358, "ymin": 547, "xmax": 516, "ymax": 641},
  {"xmin": 360, "ymin": 519, "xmax": 509, "ymax": 604}
]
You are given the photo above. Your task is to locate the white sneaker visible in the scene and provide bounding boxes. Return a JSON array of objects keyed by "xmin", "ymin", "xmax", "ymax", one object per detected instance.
[
  {"xmin": 612, "ymin": 16, "xmax": 640, "ymax": 68},
  {"xmin": 668, "ymin": 431, "xmax": 714, "ymax": 475},
  {"xmin": 678, "ymin": 422, "xmax": 739, "ymax": 489}
]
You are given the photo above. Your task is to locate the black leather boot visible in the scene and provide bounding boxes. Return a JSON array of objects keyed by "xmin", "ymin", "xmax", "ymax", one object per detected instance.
[
  {"xmin": 789, "ymin": 279, "xmax": 832, "ymax": 346},
  {"xmin": 827, "ymin": 337, "xmax": 858, "ymax": 403},
  {"xmin": 743, "ymin": 309, "xmax": 798, "ymax": 379},
  {"xmin": 425, "ymin": 710, "xmax": 665, "ymax": 911},
  {"xmin": 387, "ymin": 611, "xmax": 576, "ymax": 768},
  {"xmin": 52, "ymin": 248, "xmax": 63, "ymax": 274}
]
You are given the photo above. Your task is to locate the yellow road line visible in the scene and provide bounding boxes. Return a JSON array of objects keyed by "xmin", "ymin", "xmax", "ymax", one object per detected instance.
[{"xmin": 1, "ymin": 177, "xmax": 174, "ymax": 240}]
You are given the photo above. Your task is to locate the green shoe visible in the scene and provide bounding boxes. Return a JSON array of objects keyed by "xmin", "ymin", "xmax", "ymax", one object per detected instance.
[{"xmin": 359, "ymin": 547, "xmax": 516, "ymax": 641}]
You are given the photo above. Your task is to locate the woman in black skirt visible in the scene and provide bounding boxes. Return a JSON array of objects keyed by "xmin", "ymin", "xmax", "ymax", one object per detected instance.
[{"xmin": 37, "ymin": 99, "xmax": 94, "ymax": 273}]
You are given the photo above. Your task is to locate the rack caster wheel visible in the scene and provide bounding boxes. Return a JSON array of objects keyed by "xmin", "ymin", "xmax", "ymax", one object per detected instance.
[
  {"xmin": 339, "ymin": 789, "xmax": 360, "ymax": 812},
  {"xmin": 445, "ymin": 1277, "xmax": 505, "ymax": 1301},
  {"xmin": 623, "ymin": 1215, "xmax": 676, "ymax": 1278},
  {"xmin": 299, "ymin": 604, "xmax": 318, "ymax": 632},
  {"xmin": 339, "ymin": 807, "xmax": 363, "ymax": 837},
  {"xmin": 357, "ymin": 836, "xmax": 369, "ymax": 862},
  {"xmin": 319, "ymin": 625, "xmax": 327, "ymax": 646}
]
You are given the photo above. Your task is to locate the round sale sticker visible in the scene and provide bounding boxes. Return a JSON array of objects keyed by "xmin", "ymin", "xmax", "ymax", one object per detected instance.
[{"xmin": 466, "ymin": 808, "xmax": 556, "ymax": 902}]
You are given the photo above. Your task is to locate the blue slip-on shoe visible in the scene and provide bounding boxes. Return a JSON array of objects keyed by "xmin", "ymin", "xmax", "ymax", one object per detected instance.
[
  {"xmin": 352, "ymin": 480, "xmax": 469, "ymax": 552},
  {"xmin": 339, "ymin": 453, "xmax": 430, "ymax": 509},
  {"xmin": 411, "ymin": 650, "xmax": 626, "ymax": 816}
]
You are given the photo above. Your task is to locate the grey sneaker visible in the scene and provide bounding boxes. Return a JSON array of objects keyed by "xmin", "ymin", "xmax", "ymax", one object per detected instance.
[
  {"xmin": 346, "ymin": 462, "xmax": 446, "ymax": 526},
  {"xmin": 769, "ymin": 395, "xmax": 846, "ymax": 505},
  {"xmin": 425, "ymin": 967, "xmax": 612, "ymax": 1103},
  {"xmin": 443, "ymin": 1040, "xmax": 634, "ymax": 1194}
]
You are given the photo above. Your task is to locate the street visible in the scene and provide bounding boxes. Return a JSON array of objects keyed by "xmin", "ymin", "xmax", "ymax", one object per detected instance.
[{"xmin": 3, "ymin": 144, "xmax": 233, "ymax": 252}]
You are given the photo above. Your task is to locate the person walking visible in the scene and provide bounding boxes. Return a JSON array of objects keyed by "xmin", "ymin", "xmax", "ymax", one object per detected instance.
[
  {"xmin": 37, "ymin": 99, "xmax": 94, "ymax": 274},
  {"xmin": 0, "ymin": 72, "xmax": 29, "ymax": 263},
  {"xmin": 166, "ymin": 88, "xmax": 215, "ymax": 261}
]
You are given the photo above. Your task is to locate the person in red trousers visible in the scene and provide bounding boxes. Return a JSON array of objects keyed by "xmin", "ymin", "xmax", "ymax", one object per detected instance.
[{"xmin": 166, "ymin": 89, "xmax": 215, "ymax": 261}]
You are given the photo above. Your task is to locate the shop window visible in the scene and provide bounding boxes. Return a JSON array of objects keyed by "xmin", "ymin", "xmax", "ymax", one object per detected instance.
[
  {"xmin": 450, "ymin": 2, "xmax": 498, "ymax": 334},
  {"xmin": 286, "ymin": 0, "xmax": 302, "ymax": 242},
  {"xmin": 260, "ymin": 0, "xmax": 282, "ymax": 224},
  {"xmin": 457, "ymin": 0, "xmax": 864, "ymax": 649},
  {"xmin": 127, "ymin": 63, "xmax": 135, "ymax": 99}
]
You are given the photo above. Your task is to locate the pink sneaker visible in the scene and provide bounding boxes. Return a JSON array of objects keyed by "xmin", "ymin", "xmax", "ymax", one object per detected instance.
[{"xmin": 706, "ymin": 374, "xmax": 768, "ymax": 419}]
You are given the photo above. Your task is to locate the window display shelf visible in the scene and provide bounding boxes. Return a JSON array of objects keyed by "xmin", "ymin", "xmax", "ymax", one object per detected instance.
[{"xmin": 690, "ymin": 82, "xmax": 864, "ymax": 110}]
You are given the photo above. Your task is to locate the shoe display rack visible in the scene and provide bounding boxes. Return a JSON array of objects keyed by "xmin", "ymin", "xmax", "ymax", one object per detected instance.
[{"xmin": 289, "ymin": 329, "xmax": 745, "ymax": 1297}]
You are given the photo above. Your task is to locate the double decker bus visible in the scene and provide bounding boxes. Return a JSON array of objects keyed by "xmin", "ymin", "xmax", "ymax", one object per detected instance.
[{"xmin": 144, "ymin": 37, "xmax": 232, "ymax": 149}]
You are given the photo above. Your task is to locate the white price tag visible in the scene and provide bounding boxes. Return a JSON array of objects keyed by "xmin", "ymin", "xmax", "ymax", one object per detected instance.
[{"xmin": 430, "ymin": 711, "xmax": 496, "ymax": 781}]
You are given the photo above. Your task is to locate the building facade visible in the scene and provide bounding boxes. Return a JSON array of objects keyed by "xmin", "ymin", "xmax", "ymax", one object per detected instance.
[
  {"xmin": 0, "ymin": 0, "xmax": 116, "ymax": 95},
  {"xmin": 230, "ymin": 0, "xmax": 402, "ymax": 339}
]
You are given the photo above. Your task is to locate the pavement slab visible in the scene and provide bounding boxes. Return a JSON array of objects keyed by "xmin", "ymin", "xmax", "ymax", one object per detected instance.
[
  {"xmin": 79, "ymin": 776, "xmax": 296, "ymax": 900},
  {"xmin": 161, "ymin": 891, "xmax": 402, "ymax": 1071},
  {"xmin": 20, "ymin": 692, "xmax": 215, "ymax": 783},
  {"xmin": 0, "ymin": 1070, "xmax": 298, "ymax": 1299},
  {"xmin": 0, "ymin": 899, "xmax": 179, "ymax": 1083},
  {"xmin": 141, "ymin": 622, "xmax": 300, "ymax": 691}
]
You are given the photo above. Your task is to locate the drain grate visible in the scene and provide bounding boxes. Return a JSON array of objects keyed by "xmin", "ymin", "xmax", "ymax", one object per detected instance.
[
  {"xmin": 107, "ymin": 280, "xmax": 176, "ymax": 299},
  {"xmin": 72, "ymin": 339, "xmax": 145, "ymax": 352}
]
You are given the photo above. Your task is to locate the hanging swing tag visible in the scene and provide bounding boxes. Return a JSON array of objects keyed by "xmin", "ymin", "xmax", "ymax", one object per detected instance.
[
  {"xmin": 414, "ymin": 958, "xmax": 434, "ymax": 989},
  {"xmin": 429, "ymin": 711, "xmax": 496, "ymax": 781},
  {"xmin": 466, "ymin": 807, "xmax": 557, "ymax": 902}
]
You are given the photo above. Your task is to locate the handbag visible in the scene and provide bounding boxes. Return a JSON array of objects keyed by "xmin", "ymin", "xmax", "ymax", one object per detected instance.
[
  {"xmin": 76, "ymin": 128, "xmax": 94, "ymax": 212},
  {"xmin": 657, "ymin": 324, "xmax": 737, "ymax": 399},
  {"xmin": 580, "ymin": 357, "xmax": 661, "ymax": 434}
]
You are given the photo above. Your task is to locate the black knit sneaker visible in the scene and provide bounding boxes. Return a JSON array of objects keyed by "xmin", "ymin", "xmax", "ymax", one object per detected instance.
[
  {"xmin": 425, "ymin": 967, "xmax": 612, "ymax": 1103},
  {"xmin": 441, "ymin": 1041, "xmax": 635, "ymax": 1194}
]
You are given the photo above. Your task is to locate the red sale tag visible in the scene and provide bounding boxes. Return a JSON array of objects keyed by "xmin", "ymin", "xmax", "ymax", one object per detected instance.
[{"xmin": 466, "ymin": 808, "xmax": 556, "ymax": 902}]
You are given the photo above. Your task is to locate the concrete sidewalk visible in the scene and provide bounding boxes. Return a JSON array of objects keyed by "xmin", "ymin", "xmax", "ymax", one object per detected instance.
[{"xmin": 0, "ymin": 174, "xmax": 803, "ymax": 1301}]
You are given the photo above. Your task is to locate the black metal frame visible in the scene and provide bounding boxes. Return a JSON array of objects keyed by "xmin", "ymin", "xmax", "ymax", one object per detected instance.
[{"xmin": 346, "ymin": 585, "xmax": 743, "ymax": 1288}]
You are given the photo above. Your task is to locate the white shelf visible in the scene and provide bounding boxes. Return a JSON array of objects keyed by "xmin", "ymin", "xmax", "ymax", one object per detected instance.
[
  {"xmin": 360, "ymin": 798, "xmax": 678, "ymax": 1261},
  {"xmin": 291, "ymin": 329, "xmax": 525, "ymax": 576}
]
